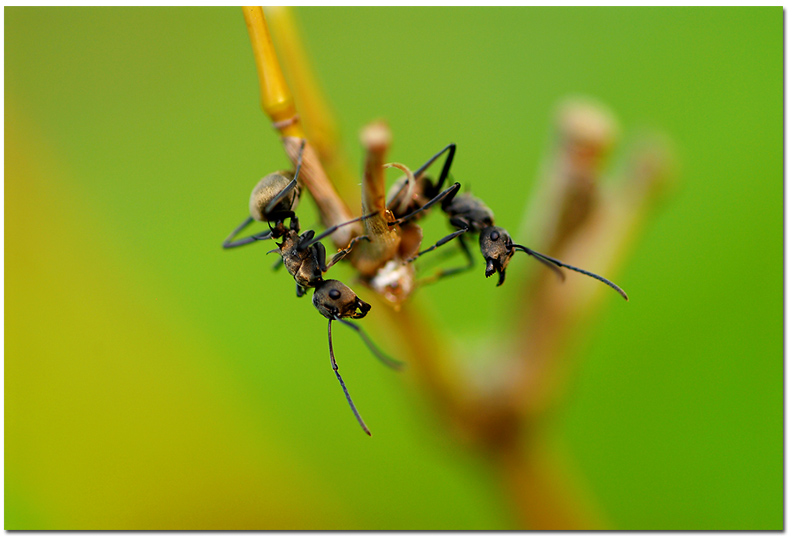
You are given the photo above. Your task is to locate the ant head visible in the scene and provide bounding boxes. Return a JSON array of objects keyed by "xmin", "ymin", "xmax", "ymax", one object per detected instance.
[
  {"xmin": 479, "ymin": 227, "xmax": 515, "ymax": 286},
  {"xmin": 313, "ymin": 280, "xmax": 371, "ymax": 321}
]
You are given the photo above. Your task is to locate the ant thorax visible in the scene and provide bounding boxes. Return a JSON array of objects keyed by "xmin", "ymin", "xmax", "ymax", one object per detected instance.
[
  {"xmin": 278, "ymin": 232, "xmax": 322, "ymax": 289},
  {"xmin": 443, "ymin": 194, "xmax": 495, "ymax": 232}
]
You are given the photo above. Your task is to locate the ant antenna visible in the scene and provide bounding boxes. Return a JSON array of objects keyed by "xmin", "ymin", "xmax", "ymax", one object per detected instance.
[
  {"xmin": 512, "ymin": 244, "xmax": 629, "ymax": 301},
  {"xmin": 328, "ymin": 319, "xmax": 371, "ymax": 436},
  {"xmin": 335, "ymin": 317, "xmax": 404, "ymax": 370}
]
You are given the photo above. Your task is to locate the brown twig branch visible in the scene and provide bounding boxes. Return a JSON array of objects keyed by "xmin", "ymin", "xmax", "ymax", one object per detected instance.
[
  {"xmin": 265, "ymin": 6, "xmax": 361, "ymax": 208},
  {"xmin": 240, "ymin": 11, "xmax": 676, "ymax": 531}
]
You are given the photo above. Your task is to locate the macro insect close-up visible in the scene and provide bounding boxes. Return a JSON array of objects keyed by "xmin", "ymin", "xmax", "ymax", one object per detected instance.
[{"xmin": 6, "ymin": 6, "xmax": 782, "ymax": 531}]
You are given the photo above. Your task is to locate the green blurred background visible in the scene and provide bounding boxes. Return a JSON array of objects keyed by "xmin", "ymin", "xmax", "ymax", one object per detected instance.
[{"xmin": 5, "ymin": 7, "xmax": 782, "ymax": 530}]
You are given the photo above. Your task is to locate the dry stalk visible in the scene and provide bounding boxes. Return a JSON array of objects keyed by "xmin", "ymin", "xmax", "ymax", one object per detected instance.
[
  {"xmin": 240, "ymin": 10, "xmax": 676, "ymax": 530},
  {"xmin": 506, "ymin": 99, "xmax": 622, "ymax": 416},
  {"xmin": 507, "ymin": 104, "xmax": 675, "ymax": 419},
  {"xmin": 265, "ymin": 6, "xmax": 361, "ymax": 208},
  {"xmin": 242, "ymin": 6, "xmax": 355, "ymax": 248}
]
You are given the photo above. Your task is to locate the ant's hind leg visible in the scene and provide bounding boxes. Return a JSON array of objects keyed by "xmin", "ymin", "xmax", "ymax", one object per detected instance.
[
  {"xmin": 222, "ymin": 217, "xmax": 273, "ymax": 249},
  {"xmin": 222, "ymin": 210, "xmax": 296, "ymax": 249},
  {"xmin": 413, "ymin": 143, "xmax": 456, "ymax": 193}
]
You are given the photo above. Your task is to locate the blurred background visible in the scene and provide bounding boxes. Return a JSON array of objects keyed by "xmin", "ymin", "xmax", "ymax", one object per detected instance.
[{"xmin": 5, "ymin": 7, "xmax": 782, "ymax": 530}]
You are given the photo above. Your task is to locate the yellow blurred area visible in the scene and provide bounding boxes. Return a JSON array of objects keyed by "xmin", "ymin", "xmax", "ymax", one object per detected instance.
[{"xmin": 5, "ymin": 103, "xmax": 349, "ymax": 529}]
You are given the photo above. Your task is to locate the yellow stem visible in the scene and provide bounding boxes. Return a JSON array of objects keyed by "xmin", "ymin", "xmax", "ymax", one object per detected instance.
[
  {"xmin": 242, "ymin": 7, "xmax": 356, "ymax": 247},
  {"xmin": 265, "ymin": 6, "xmax": 361, "ymax": 207},
  {"xmin": 242, "ymin": 6, "xmax": 302, "ymax": 138},
  {"xmin": 495, "ymin": 437, "xmax": 606, "ymax": 529}
]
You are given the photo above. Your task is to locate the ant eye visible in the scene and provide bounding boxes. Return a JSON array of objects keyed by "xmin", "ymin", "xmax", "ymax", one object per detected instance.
[
  {"xmin": 490, "ymin": 231, "xmax": 500, "ymax": 241},
  {"xmin": 329, "ymin": 289, "xmax": 341, "ymax": 300}
]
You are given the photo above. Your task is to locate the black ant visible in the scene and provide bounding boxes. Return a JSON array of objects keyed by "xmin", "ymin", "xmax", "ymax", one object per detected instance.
[
  {"xmin": 221, "ymin": 140, "xmax": 308, "ymax": 249},
  {"xmin": 387, "ymin": 144, "xmax": 628, "ymax": 299},
  {"xmin": 266, "ymin": 212, "xmax": 375, "ymax": 297},
  {"xmin": 222, "ymin": 141, "xmax": 402, "ymax": 434},
  {"xmin": 313, "ymin": 279, "xmax": 403, "ymax": 436},
  {"xmin": 222, "ymin": 140, "xmax": 378, "ymax": 296}
]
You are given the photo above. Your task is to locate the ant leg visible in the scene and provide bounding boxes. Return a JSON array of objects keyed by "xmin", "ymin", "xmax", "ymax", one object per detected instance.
[
  {"xmin": 311, "ymin": 241, "xmax": 328, "ymax": 271},
  {"xmin": 222, "ymin": 210, "xmax": 297, "ymax": 249},
  {"xmin": 296, "ymin": 283, "xmax": 308, "ymax": 298},
  {"xmin": 406, "ymin": 224, "xmax": 469, "ymax": 264},
  {"xmin": 437, "ymin": 236, "xmax": 475, "ymax": 278},
  {"xmin": 324, "ymin": 235, "xmax": 370, "ymax": 271},
  {"xmin": 387, "ymin": 143, "xmax": 457, "ymax": 211},
  {"xmin": 222, "ymin": 217, "xmax": 274, "ymax": 249},
  {"xmin": 264, "ymin": 139, "xmax": 306, "ymax": 214},
  {"xmin": 260, "ymin": 140, "xmax": 307, "ymax": 218},
  {"xmin": 300, "ymin": 211, "xmax": 379, "ymax": 251},
  {"xmin": 328, "ymin": 319, "xmax": 371, "ymax": 436},
  {"xmin": 271, "ymin": 256, "xmax": 284, "ymax": 271},
  {"xmin": 428, "ymin": 143, "xmax": 456, "ymax": 193},
  {"xmin": 335, "ymin": 318, "xmax": 404, "ymax": 370},
  {"xmin": 389, "ymin": 182, "xmax": 462, "ymax": 228}
]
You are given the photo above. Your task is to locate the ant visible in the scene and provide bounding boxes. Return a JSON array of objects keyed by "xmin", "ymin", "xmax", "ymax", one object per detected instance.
[
  {"xmin": 222, "ymin": 141, "xmax": 400, "ymax": 434},
  {"xmin": 221, "ymin": 140, "xmax": 308, "ymax": 250},
  {"xmin": 222, "ymin": 140, "xmax": 378, "ymax": 296},
  {"xmin": 266, "ymin": 212, "xmax": 375, "ymax": 297},
  {"xmin": 313, "ymin": 279, "xmax": 403, "ymax": 436},
  {"xmin": 386, "ymin": 144, "xmax": 628, "ymax": 299}
]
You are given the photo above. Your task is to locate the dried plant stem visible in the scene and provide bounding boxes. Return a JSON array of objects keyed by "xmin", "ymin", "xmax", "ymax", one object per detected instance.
[
  {"xmin": 242, "ymin": 6, "xmax": 301, "ymax": 138},
  {"xmin": 378, "ymin": 302, "xmax": 468, "ymax": 422},
  {"xmin": 506, "ymin": 100, "xmax": 623, "ymax": 416},
  {"xmin": 282, "ymin": 137, "xmax": 356, "ymax": 247},
  {"xmin": 242, "ymin": 7, "xmax": 355, "ymax": 248},
  {"xmin": 349, "ymin": 123, "xmax": 402, "ymax": 276},
  {"xmin": 495, "ymin": 438, "xmax": 600, "ymax": 530},
  {"xmin": 265, "ymin": 6, "xmax": 361, "ymax": 208},
  {"xmin": 509, "ymin": 133, "xmax": 674, "ymax": 419},
  {"xmin": 242, "ymin": 14, "xmax": 675, "ymax": 531}
]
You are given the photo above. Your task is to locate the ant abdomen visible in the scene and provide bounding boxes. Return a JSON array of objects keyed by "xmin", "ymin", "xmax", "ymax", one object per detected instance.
[{"xmin": 249, "ymin": 171, "xmax": 301, "ymax": 222}]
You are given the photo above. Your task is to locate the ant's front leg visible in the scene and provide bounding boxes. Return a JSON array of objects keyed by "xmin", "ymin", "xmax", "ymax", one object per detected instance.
[
  {"xmin": 389, "ymin": 182, "xmax": 462, "ymax": 228},
  {"xmin": 300, "ymin": 212, "xmax": 379, "ymax": 251},
  {"xmin": 324, "ymin": 236, "xmax": 370, "ymax": 271},
  {"xmin": 405, "ymin": 217, "xmax": 471, "ymax": 265},
  {"xmin": 417, "ymin": 237, "xmax": 475, "ymax": 287}
]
